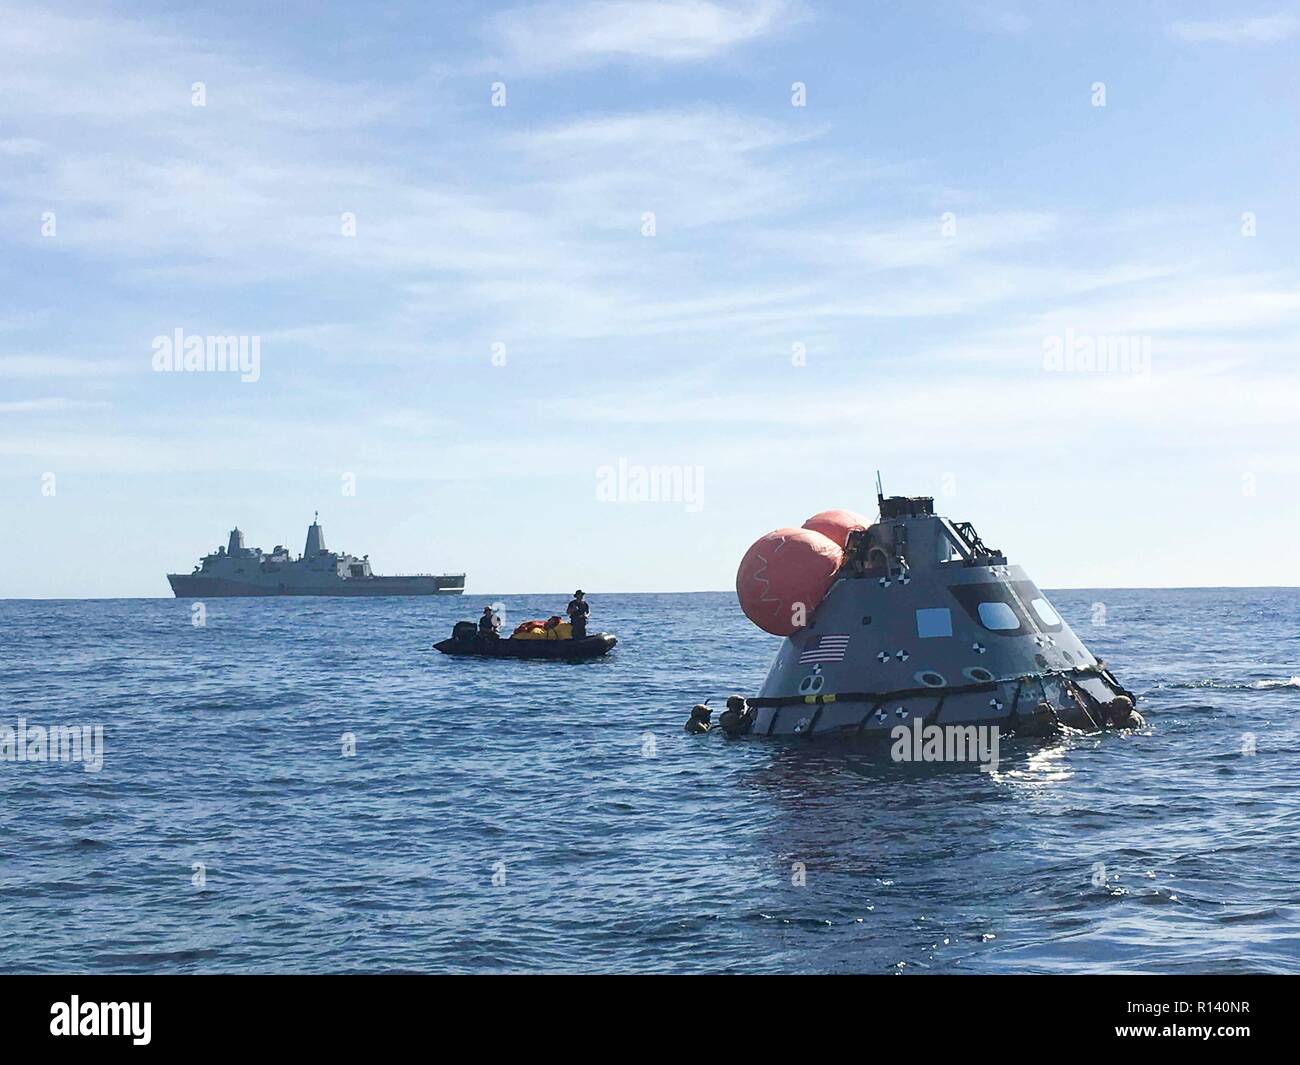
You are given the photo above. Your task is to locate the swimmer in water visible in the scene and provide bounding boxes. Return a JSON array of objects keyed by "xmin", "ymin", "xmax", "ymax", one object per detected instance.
[
  {"xmin": 718, "ymin": 695, "xmax": 755, "ymax": 738},
  {"xmin": 685, "ymin": 704, "xmax": 713, "ymax": 734},
  {"xmin": 1102, "ymin": 694, "xmax": 1144, "ymax": 729}
]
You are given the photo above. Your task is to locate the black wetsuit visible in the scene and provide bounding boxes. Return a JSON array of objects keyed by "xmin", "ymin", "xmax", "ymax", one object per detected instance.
[
  {"xmin": 478, "ymin": 614, "xmax": 500, "ymax": 638},
  {"xmin": 567, "ymin": 597, "xmax": 590, "ymax": 638}
]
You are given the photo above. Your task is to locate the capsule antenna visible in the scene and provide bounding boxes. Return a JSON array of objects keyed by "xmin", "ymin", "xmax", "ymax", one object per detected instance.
[{"xmin": 875, "ymin": 470, "xmax": 885, "ymax": 507}]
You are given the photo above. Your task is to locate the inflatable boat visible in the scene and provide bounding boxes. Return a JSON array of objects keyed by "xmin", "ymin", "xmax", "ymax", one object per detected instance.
[{"xmin": 434, "ymin": 625, "xmax": 617, "ymax": 660}]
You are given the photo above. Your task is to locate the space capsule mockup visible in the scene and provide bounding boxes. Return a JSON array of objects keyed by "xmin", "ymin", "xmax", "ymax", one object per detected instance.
[{"xmin": 733, "ymin": 488, "xmax": 1138, "ymax": 739}]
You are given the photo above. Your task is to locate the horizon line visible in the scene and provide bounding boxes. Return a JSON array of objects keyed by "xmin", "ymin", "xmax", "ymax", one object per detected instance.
[{"xmin": 3, "ymin": 583, "xmax": 1299, "ymax": 603}]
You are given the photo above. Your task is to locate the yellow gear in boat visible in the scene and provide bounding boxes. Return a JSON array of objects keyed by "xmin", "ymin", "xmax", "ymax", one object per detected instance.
[{"xmin": 512, "ymin": 618, "xmax": 574, "ymax": 639}]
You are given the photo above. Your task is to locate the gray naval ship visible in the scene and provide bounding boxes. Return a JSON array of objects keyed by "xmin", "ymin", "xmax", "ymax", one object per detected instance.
[
  {"xmin": 167, "ymin": 515, "xmax": 465, "ymax": 598},
  {"xmin": 736, "ymin": 490, "xmax": 1138, "ymax": 739}
]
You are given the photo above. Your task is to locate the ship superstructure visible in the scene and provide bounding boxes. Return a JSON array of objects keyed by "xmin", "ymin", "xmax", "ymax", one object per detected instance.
[{"xmin": 167, "ymin": 516, "xmax": 464, "ymax": 598}]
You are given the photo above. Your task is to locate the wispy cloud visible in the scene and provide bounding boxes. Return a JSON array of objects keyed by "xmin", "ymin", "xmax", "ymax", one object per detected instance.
[
  {"xmin": 761, "ymin": 211, "xmax": 1059, "ymax": 270},
  {"xmin": 0, "ymin": 355, "xmax": 129, "ymax": 377},
  {"xmin": 0, "ymin": 137, "xmax": 43, "ymax": 155},
  {"xmin": 483, "ymin": 0, "xmax": 795, "ymax": 70},
  {"xmin": 1170, "ymin": 11, "xmax": 1300, "ymax": 43},
  {"xmin": 963, "ymin": 4, "xmax": 1031, "ymax": 35},
  {"xmin": 0, "ymin": 397, "xmax": 109, "ymax": 413}
]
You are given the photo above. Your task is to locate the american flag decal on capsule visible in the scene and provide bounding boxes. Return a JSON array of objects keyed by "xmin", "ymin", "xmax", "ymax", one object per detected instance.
[{"xmin": 799, "ymin": 634, "xmax": 850, "ymax": 664}]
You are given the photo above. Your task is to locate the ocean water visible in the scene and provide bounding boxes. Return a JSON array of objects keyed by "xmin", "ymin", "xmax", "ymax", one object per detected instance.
[{"xmin": 1, "ymin": 588, "xmax": 1297, "ymax": 974}]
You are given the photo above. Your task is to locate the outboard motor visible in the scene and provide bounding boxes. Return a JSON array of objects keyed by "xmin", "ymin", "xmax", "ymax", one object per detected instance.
[{"xmin": 452, "ymin": 620, "xmax": 478, "ymax": 643}]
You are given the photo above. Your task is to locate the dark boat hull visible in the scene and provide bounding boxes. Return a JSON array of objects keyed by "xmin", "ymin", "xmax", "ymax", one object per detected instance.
[{"xmin": 434, "ymin": 633, "xmax": 617, "ymax": 660}]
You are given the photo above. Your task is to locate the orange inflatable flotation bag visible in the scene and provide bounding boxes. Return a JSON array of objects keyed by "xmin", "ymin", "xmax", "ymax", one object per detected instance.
[
  {"xmin": 802, "ymin": 508, "xmax": 871, "ymax": 548},
  {"xmin": 512, "ymin": 620, "xmax": 548, "ymax": 638},
  {"xmin": 735, "ymin": 527, "xmax": 843, "ymax": 636}
]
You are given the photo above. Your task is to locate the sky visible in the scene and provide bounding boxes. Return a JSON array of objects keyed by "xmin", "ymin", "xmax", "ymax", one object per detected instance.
[{"xmin": 1, "ymin": 0, "xmax": 1298, "ymax": 598}]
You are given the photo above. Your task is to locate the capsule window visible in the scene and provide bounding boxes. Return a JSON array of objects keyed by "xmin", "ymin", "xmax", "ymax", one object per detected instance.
[
  {"xmin": 977, "ymin": 602, "xmax": 1020, "ymax": 630},
  {"xmin": 915, "ymin": 607, "xmax": 952, "ymax": 638},
  {"xmin": 1031, "ymin": 598, "xmax": 1062, "ymax": 627},
  {"xmin": 1010, "ymin": 581, "xmax": 1063, "ymax": 632},
  {"xmin": 948, "ymin": 582, "xmax": 1030, "ymax": 635}
]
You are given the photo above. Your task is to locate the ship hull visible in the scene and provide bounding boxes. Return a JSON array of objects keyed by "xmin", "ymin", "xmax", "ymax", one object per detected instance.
[{"xmin": 167, "ymin": 574, "xmax": 464, "ymax": 598}]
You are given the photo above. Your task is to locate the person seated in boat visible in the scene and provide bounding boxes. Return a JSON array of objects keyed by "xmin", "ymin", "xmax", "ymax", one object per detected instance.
[
  {"xmin": 478, "ymin": 606, "xmax": 501, "ymax": 638},
  {"xmin": 566, "ymin": 590, "xmax": 590, "ymax": 639},
  {"xmin": 685, "ymin": 704, "xmax": 712, "ymax": 734}
]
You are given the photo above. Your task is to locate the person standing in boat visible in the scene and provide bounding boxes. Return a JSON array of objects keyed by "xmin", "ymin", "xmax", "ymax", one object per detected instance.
[
  {"xmin": 478, "ymin": 606, "xmax": 501, "ymax": 638},
  {"xmin": 566, "ymin": 590, "xmax": 590, "ymax": 639}
]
